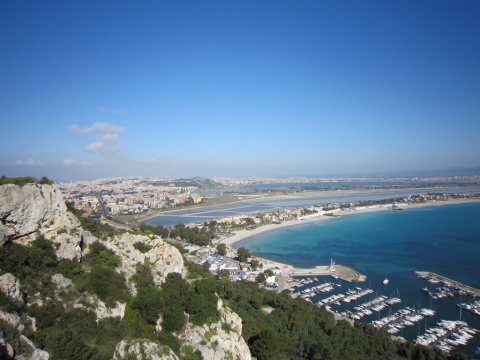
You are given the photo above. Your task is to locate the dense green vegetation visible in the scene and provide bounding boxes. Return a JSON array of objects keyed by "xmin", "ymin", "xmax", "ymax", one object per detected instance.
[
  {"xmin": 0, "ymin": 232, "xmax": 468, "ymax": 359},
  {"xmin": 216, "ymin": 243, "xmax": 227, "ymax": 256},
  {"xmin": 77, "ymin": 216, "xmax": 120, "ymax": 239},
  {"xmin": 0, "ymin": 175, "xmax": 53, "ymax": 186},
  {"xmin": 139, "ymin": 221, "xmax": 217, "ymax": 246},
  {"xmin": 0, "ymin": 236, "xmax": 219, "ymax": 359},
  {"xmin": 236, "ymin": 247, "xmax": 251, "ymax": 263},
  {"xmin": 216, "ymin": 281, "xmax": 467, "ymax": 360}
]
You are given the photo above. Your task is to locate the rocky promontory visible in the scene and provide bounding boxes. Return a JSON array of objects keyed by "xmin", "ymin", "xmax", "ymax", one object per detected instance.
[
  {"xmin": 0, "ymin": 183, "xmax": 83, "ymax": 260},
  {"xmin": 0, "ymin": 182, "xmax": 252, "ymax": 360}
]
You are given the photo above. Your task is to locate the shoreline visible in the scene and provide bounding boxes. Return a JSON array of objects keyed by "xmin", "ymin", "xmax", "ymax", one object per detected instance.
[
  {"xmin": 140, "ymin": 186, "xmax": 480, "ymax": 222},
  {"xmin": 218, "ymin": 198, "xmax": 480, "ymax": 277},
  {"xmin": 220, "ymin": 198, "xmax": 480, "ymax": 248}
]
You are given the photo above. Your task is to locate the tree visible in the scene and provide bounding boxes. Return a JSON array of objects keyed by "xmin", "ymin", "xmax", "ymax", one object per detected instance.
[
  {"xmin": 217, "ymin": 269, "xmax": 230, "ymax": 280},
  {"xmin": 131, "ymin": 287, "xmax": 164, "ymax": 324},
  {"xmin": 38, "ymin": 176, "xmax": 54, "ymax": 185},
  {"xmin": 216, "ymin": 243, "xmax": 227, "ymax": 256},
  {"xmin": 162, "ymin": 302, "xmax": 185, "ymax": 332},
  {"xmin": 256, "ymin": 273, "xmax": 266, "ymax": 284},
  {"xmin": 251, "ymin": 329, "xmax": 284, "ymax": 360},
  {"xmin": 250, "ymin": 259, "xmax": 261, "ymax": 270},
  {"xmin": 237, "ymin": 247, "xmax": 251, "ymax": 263},
  {"xmin": 245, "ymin": 218, "xmax": 255, "ymax": 226}
]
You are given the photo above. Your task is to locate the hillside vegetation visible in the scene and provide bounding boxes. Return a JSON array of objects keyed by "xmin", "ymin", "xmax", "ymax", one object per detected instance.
[
  {"xmin": 0, "ymin": 180, "xmax": 469, "ymax": 359},
  {"xmin": 0, "ymin": 175, "xmax": 53, "ymax": 186},
  {"xmin": 0, "ymin": 234, "xmax": 467, "ymax": 359}
]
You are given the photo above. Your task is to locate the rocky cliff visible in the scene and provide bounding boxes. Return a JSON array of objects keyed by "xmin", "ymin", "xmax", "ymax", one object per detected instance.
[
  {"xmin": 177, "ymin": 299, "xmax": 251, "ymax": 360},
  {"xmin": 102, "ymin": 233, "xmax": 185, "ymax": 295},
  {"xmin": 0, "ymin": 183, "xmax": 252, "ymax": 360},
  {"xmin": 0, "ymin": 183, "xmax": 83, "ymax": 260}
]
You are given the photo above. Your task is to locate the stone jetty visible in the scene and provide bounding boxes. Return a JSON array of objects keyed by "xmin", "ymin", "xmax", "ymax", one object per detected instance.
[{"xmin": 415, "ymin": 271, "xmax": 480, "ymax": 297}]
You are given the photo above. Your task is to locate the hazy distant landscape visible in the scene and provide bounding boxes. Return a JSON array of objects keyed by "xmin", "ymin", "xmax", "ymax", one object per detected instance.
[{"xmin": 2, "ymin": 1, "xmax": 480, "ymax": 359}]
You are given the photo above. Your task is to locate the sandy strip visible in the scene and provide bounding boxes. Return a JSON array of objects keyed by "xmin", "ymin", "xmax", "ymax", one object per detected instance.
[{"xmin": 220, "ymin": 198, "xmax": 480, "ymax": 247}]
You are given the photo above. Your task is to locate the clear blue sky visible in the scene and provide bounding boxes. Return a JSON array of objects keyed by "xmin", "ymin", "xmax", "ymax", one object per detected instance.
[{"xmin": 1, "ymin": 1, "xmax": 479, "ymax": 180}]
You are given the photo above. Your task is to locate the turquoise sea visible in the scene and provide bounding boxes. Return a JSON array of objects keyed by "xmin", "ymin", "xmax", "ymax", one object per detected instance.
[{"xmin": 235, "ymin": 202, "xmax": 480, "ymax": 356}]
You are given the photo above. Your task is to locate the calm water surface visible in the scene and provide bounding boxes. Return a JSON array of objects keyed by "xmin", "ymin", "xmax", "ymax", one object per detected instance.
[{"xmin": 235, "ymin": 202, "xmax": 480, "ymax": 356}]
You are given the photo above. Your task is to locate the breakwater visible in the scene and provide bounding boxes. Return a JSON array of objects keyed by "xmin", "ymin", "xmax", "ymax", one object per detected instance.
[
  {"xmin": 288, "ymin": 264, "xmax": 366, "ymax": 283},
  {"xmin": 415, "ymin": 271, "xmax": 480, "ymax": 297}
]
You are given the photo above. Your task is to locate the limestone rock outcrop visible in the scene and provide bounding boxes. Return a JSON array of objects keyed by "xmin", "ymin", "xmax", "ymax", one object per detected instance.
[
  {"xmin": 72, "ymin": 294, "xmax": 126, "ymax": 322},
  {"xmin": 102, "ymin": 233, "xmax": 185, "ymax": 294},
  {"xmin": 50, "ymin": 273, "xmax": 73, "ymax": 289},
  {"xmin": 16, "ymin": 335, "xmax": 50, "ymax": 360},
  {"xmin": 0, "ymin": 273, "xmax": 25, "ymax": 304},
  {"xmin": 93, "ymin": 299, "xmax": 126, "ymax": 321},
  {"xmin": 177, "ymin": 299, "xmax": 251, "ymax": 360},
  {"xmin": 0, "ymin": 310, "xmax": 24, "ymax": 331},
  {"xmin": 113, "ymin": 339, "xmax": 179, "ymax": 360},
  {"xmin": 0, "ymin": 182, "xmax": 253, "ymax": 360},
  {"xmin": 0, "ymin": 184, "xmax": 83, "ymax": 260},
  {"xmin": 0, "ymin": 330, "xmax": 15, "ymax": 359}
]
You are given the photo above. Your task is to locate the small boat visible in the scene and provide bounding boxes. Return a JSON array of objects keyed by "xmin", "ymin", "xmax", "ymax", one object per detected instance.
[{"xmin": 383, "ymin": 278, "xmax": 389, "ymax": 285}]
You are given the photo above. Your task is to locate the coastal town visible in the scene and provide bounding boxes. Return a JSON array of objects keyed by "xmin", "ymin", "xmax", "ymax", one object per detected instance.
[
  {"xmin": 58, "ymin": 177, "xmax": 204, "ymax": 217},
  {"xmin": 5, "ymin": 176, "xmax": 480, "ymax": 357},
  {"xmin": 58, "ymin": 175, "xmax": 480, "ymax": 223},
  {"xmin": 59, "ymin": 176, "xmax": 480, "ymax": 296}
]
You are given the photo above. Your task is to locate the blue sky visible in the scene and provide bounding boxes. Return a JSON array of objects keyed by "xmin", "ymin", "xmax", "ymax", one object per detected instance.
[{"xmin": 1, "ymin": 1, "xmax": 479, "ymax": 180}]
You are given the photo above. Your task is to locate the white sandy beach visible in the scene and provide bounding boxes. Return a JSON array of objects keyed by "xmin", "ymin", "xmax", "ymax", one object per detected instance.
[
  {"xmin": 220, "ymin": 198, "xmax": 480, "ymax": 248},
  {"xmin": 216, "ymin": 197, "xmax": 480, "ymax": 281}
]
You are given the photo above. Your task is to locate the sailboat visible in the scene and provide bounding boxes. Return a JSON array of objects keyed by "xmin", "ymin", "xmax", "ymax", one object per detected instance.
[{"xmin": 383, "ymin": 278, "xmax": 389, "ymax": 285}]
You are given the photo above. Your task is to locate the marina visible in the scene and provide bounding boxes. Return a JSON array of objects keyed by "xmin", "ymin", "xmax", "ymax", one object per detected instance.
[
  {"xmin": 458, "ymin": 300, "xmax": 480, "ymax": 317},
  {"xmin": 283, "ymin": 272, "xmax": 480, "ymax": 355},
  {"xmin": 239, "ymin": 201, "xmax": 480, "ymax": 356},
  {"xmin": 416, "ymin": 271, "xmax": 480, "ymax": 298},
  {"xmin": 287, "ymin": 260, "xmax": 367, "ymax": 283},
  {"xmin": 372, "ymin": 307, "xmax": 436, "ymax": 334},
  {"xmin": 415, "ymin": 320, "xmax": 479, "ymax": 353}
]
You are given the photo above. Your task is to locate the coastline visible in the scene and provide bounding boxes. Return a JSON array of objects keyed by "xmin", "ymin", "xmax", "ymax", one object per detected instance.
[
  {"xmin": 141, "ymin": 186, "xmax": 480, "ymax": 222},
  {"xmin": 220, "ymin": 198, "xmax": 480, "ymax": 248},
  {"xmin": 218, "ymin": 198, "xmax": 480, "ymax": 277}
]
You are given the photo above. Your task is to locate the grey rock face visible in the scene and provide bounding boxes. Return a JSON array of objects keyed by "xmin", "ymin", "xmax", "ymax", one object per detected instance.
[
  {"xmin": 102, "ymin": 233, "xmax": 185, "ymax": 294},
  {"xmin": 177, "ymin": 299, "xmax": 252, "ymax": 360},
  {"xmin": 0, "ymin": 310, "xmax": 24, "ymax": 331},
  {"xmin": 0, "ymin": 331, "xmax": 15, "ymax": 359},
  {"xmin": 50, "ymin": 273, "xmax": 73, "ymax": 289},
  {"xmin": 0, "ymin": 273, "xmax": 25, "ymax": 303},
  {"xmin": 17, "ymin": 335, "xmax": 50, "ymax": 360},
  {"xmin": 0, "ymin": 184, "xmax": 84, "ymax": 260},
  {"xmin": 113, "ymin": 339, "xmax": 179, "ymax": 360}
]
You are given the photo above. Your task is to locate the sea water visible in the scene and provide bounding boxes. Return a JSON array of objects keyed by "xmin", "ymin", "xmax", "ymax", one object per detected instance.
[{"xmin": 235, "ymin": 202, "xmax": 480, "ymax": 356}]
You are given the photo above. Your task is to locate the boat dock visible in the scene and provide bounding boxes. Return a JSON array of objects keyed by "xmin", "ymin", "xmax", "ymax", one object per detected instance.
[
  {"xmin": 288, "ymin": 264, "xmax": 366, "ymax": 283},
  {"xmin": 415, "ymin": 271, "xmax": 480, "ymax": 297}
]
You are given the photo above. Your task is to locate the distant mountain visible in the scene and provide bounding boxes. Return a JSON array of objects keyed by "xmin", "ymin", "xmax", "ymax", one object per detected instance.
[{"xmin": 149, "ymin": 177, "xmax": 223, "ymax": 189}]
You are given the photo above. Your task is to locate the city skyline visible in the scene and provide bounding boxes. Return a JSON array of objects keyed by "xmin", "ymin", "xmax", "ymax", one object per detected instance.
[{"xmin": 1, "ymin": 1, "xmax": 480, "ymax": 180}]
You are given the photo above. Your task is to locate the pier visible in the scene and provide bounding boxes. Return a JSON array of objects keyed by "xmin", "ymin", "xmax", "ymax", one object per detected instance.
[
  {"xmin": 288, "ymin": 261, "xmax": 366, "ymax": 283},
  {"xmin": 415, "ymin": 271, "xmax": 480, "ymax": 297},
  {"xmin": 276, "ymin": 260, "xmax": 366, "ymax": 293}
]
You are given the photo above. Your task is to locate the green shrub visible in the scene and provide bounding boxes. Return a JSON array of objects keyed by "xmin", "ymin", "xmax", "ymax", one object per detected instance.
[
  {"xmin": 0, "ymin": 175, "xmax": 53, "ymax": 186},
  {"xmin": 81, "ymin": 264, "xmax": 130, "ymax": 307},
  {"xmin": 162, "ymin": 302, "xmax": 185, "ymax": 332},
  {"xmin": 133, "ymin": 241, "xmax": 152, "ymax": 253}
]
